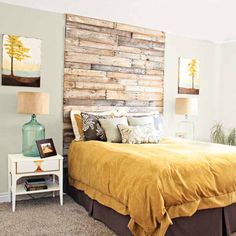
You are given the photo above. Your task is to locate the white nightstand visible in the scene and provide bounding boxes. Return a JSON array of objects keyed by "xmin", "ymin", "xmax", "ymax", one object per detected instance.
[{"xmin": 8, "ymin": 154, "xmax": 63, "ymax": 212}]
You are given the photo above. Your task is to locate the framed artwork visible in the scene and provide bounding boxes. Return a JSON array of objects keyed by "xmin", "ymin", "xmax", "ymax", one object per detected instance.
[
  {"xmin": 178, "ymin": 58, "xmax": 199, "ymax": 95},
  {"xmin": 36, "ymin": 138, "xmax": 57, "ymax": 158},
  {"xmin": 2, "ymin": 34, "xmax": 41, "ymax": 87}
]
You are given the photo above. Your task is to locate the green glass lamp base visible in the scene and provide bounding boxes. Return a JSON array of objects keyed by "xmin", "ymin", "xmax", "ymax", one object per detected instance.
[{"xmin": 22, "ymin": 114, "xmax": 45, "ymax": 157}]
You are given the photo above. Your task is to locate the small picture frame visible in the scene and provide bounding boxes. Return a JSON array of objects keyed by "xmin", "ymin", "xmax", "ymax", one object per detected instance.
[{"xmin": 36, "ymin": 138, "xmax": 57, "ymax": 158}]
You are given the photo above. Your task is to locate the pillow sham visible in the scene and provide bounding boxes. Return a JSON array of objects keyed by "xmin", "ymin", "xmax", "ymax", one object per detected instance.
[
  {"xmin": 118, "ymin": 123, "xmax": 159, "ymax": 144},
  {"xmin": 128, "ymin": 116, "xmax": 155, "ymax": 126},
  {"xmin": 70, "ymin": 109, "xmax": 116, "ymax": 140},
  {"xmin": 99, "ymin": 117, "xmax": 128, "ymax": 143},
  {"xmin": 81, "ymin": 112, "xmax": 109, "ymax": 141},
  {"xmin": 74, "ymin": 114, "xmax": 84, "ymax": 140},
  {"xmin": 128, "ymin": 115, "xmax": 163, "ymax": 140},
  {"xmin": 153, "ymin": 114, "xmax": 164, "ymax": 137}
]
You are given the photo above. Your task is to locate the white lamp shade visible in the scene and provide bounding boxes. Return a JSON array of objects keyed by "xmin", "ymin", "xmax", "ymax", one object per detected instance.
[
  {"xmin": 175, "ymin": 98, "xmax": 198, "ymax": 116},
  {"xmin": 17, "ymin": 92, "xmax": 50, "ymax": 115}
]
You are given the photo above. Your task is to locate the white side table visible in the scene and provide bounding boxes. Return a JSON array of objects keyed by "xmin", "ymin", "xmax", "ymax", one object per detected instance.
[{"xmin": 8, "ymin": 154, "xmax": 63, "ymax": 212}]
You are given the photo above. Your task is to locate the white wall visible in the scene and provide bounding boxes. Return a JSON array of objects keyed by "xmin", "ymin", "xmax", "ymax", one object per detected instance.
[
  {"xmin": 218, "ymin": 42, "xmax": 236, "ymax": 130},
  {"xmin": 0, "ymin": 3, "xmax": 65, "ymax": 194},
  {"xmin": 164, "ymin": 34, "xmax": 220, "ymax": 141}
]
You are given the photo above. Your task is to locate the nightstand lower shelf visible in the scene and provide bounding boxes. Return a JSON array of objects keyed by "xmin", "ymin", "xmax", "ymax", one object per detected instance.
[{"xmin": 16, "ymin": 181, "xmax": 60, "ymax": 195}]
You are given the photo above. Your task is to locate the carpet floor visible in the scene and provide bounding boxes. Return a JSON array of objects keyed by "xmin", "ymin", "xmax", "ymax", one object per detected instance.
[
  {"xmin": 0, "ymin": 195, "xmax": 116, "ymax": 236},
  {"xmin": 0, "ymin": 196, "xmax": 236, "ymax": 236}
]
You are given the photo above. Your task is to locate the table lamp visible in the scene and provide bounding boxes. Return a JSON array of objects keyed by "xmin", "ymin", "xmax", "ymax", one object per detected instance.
[
  {"xmin": 175, "ymin": 98, "xmax": 198, "ymax": 139},
  {"xmin": 17, "ymin": 92, "xmax": 50, "ymax": 157}
]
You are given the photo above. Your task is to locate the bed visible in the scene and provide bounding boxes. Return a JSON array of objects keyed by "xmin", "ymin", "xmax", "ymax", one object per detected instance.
[{"xmin": 67, "ymin": 138, "xmax": 236, "ymax": 236}]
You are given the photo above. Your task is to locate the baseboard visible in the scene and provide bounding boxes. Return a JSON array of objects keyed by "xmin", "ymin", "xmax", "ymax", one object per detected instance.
[{"xmin": 0, "ymin": 192, "xmax": 10, "ymax": 203}]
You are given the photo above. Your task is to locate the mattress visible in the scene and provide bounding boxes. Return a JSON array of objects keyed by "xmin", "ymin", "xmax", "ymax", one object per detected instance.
[{"xmin": 68, "ymin": 138, "xmax": 236, "ymax": 236}]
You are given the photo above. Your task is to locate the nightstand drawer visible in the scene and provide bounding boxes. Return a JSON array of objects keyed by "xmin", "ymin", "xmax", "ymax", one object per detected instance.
[{"xmin": 16, "ymin": 159, "xmax": 60, "ymax": 174}]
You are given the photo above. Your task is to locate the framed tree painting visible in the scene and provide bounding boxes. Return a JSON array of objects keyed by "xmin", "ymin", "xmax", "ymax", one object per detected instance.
[
  {"xmin": 1, "ymin": 34, "xmax": 41, "ymax": 87},
  {"xmin": 178, "ymin": 58, "xmax": 199, "ymax": 95}
]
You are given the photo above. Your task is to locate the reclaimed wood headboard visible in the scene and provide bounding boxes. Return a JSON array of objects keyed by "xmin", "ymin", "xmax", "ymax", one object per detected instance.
[{"xmin": 63, "ymin": 14, "xmax": 165, "ymax": 156}]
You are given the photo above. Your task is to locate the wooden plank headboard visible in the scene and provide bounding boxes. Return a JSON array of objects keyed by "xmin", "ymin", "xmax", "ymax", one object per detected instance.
[{"xmin": 63, "ymin": 14, "xmax": 165, "ymax": 156}]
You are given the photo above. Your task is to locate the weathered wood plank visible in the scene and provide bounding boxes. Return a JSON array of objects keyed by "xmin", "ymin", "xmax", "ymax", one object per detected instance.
[
  {"xmin": 64, "ymin": 99, "xmax": 126, "ymax": 107},
  {"xmin": 91, "ymin": 64, "xmax": 146, "ymax": 74},
  {"xmin": 64, "ymin": 99, "xmax": 164, "ymax": 108},
  {"xmin": 115, "ymin": 51, "xmax": 164, "ymax": 63},
  {"xmin": 64, "ymin": 68, "xmax": 106, "ymax": 77},
  {"xmin": 67, "ymin": 21, "xmax": 132, "ymax": 37},
  {"xmin": 65, "ymin": 38, "xmax": 80, "ymax": 47},
  {"xmin": 66, "ymin": 28, "xmax": 117, "ymax": 45},
  {"xmin": 126, "ymin": 85, "xmax": 163, "ymax": 93},
  {"xmin": 138, "ymin": 74, "xmax": 164, "ymax": 80},
  {"xmin": 115, "ymin": 51, "xmax": 141, "ymax": 60},
  {"xmin": 64, "ymin": 81, "xmax": 75, "ymax": 89},
  {"xmin": 115, "ymin": 22, "xmax": 165, "ymax": 38},
  {"xmin": 106, "ymin": 90, "xmax": 137, "ymax": 100},
  {"xmin": 141, "ymin": 48, "xmax": 165, "ymax": 57},
  {"xmin": 132, "ymin": 33, "xmax": 165, "ymax": 43},
  {"xmin": 67, "ymin": 14, "xmax": 114, "ymax": 28},
  {"xmin": 64, "ymin": 89, "xmax": 106, "ymax": 99},
  {"xmin": 65, "ymin": 75, "xmax": 112, "ymax": 83},
  {"xmin": 65, "ymin": 52, "xmax": 132, "ymax": 67},
  {"xmin": 115, "ymin": 46, "xmax": 142, "ymax": 54},
  {"xmin": 79, "ymin": 40, "xmax": 115, "ymax": 50},
  {"xmin": 138, "ymin": 92, "xmax": 163, "ymax": 101},
  {"xmin": 64, "ymin": 62, "xmax": 91, "ymax": 70},
  {"xmin": 146, "ymin": 69, "xmax": 164, "ymax": 75},
  {"xmin": 140, "ymin": 55, "xmax": 164, "ymax": 63},
  {"xmin": 65, "ymin": 45, "xmax": 114, "ymax": 56},
  {"xmin": 138, "ymin": 79, "xmax": 163, "ymax": 87},
  {"xmin": 75, "ymin": 81, "xmax": 125, "ymax": 91},
  {"xmin": 118, "ymin": 36, "xmax": 164, "ymax": 50},
  {"xmin": 106, "ymin": 71, "xmax": 138, "ymax": 79}
]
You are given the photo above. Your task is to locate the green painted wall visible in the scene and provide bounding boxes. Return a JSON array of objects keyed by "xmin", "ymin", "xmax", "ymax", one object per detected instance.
[{"xmin": 0, "ymin": 3, "xmax": 65, "ymax": 193}]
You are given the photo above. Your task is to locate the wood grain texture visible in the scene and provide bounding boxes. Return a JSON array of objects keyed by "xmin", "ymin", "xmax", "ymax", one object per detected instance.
[{"xmin": 63, "ymin": 14, "xmax": 165, "ymax": 155}]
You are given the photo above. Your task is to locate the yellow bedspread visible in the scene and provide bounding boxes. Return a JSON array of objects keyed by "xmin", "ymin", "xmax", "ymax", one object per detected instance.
[{"xmin": 68, "ymin": 138, "xmax": 236, "ymax": 236}]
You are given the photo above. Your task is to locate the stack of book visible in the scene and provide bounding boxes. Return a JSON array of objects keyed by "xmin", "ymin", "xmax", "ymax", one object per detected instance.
[{"xmin": 24, "ymin": 178, "xmax": 48, "ymax": 191}]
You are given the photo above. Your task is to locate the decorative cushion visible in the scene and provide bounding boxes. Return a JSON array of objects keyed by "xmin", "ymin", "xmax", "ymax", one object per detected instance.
[
  {"xmin": 81, "ymin": 112, "xmax": 108, "ymax": 141},
  {"xmin": 99, "ymin": 117, "xmax": 128, "ymax": 143},
  {"xmin": 74, "ymin": 114, "xmax": 84, "ymax": 140},
  {"xmin": 153, "ymin": 115, "xmax": 164, "ymax": 137},
  {"xmin": 118, "ymin": 124, "xmax": 159, "ymax": 144},
  {"xmin": 128, "ymin": 115, "xmax": 163, "ymax": 140},
  {"xmin": 128, "ymin": 116, "xmax": 155, "ymax": 126},
  {"xmin": 70, "ymin": 109, "xmax": 117, "ymax": 140}
]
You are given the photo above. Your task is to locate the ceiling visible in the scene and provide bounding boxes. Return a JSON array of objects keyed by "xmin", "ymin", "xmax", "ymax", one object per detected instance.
[{"xmin": 0, "ymin": 0, "xmax": 235, "ymax": 43}]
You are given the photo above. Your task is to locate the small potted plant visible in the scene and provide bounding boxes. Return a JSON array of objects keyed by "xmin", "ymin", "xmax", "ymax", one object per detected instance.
[{"xmin": 211, "ymin": 123, "xmax": 236, "ymax": 146}]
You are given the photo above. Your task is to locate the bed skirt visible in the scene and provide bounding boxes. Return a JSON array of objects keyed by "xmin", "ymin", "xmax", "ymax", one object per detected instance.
[{"xmin": 67, "ymin": 185, "xmax": 236, "ymax": 236}]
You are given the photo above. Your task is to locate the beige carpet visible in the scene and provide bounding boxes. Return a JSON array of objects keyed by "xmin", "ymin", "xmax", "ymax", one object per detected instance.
[
  {"xmin": 0, "ymin": 196, "xmax": 236, "ymax": 236},
  {"xmin": 0, "ymin": 195, "xmax": 116, "ymax": 236}
]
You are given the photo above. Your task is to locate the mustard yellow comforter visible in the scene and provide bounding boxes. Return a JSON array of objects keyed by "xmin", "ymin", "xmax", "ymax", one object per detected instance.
[{"xmin": 68, "ymin": 138, "xmax": 236, "ymax": 236}]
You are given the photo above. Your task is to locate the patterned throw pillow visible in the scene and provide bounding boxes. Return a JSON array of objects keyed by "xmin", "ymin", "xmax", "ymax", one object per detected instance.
[
  {"xmin": 118, "ymin": 124, "xmax": 159, "ymax": 144},
  {"xmin": 128, "ymin": 115, "xmax": 161, "ymax": 140},
  {"xmin": 81, "ymin": 112, "xmax": 107, "ymax": 141}
]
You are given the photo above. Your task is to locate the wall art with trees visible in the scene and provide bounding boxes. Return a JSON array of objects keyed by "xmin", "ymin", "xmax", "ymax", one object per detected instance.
[
  {"xmin": 1, "ymin": 34, "xmax": 41, "ymax": 87},
  {"xmin": 178, "ymin": 57, "xmax": 199, "ymax": 95}
]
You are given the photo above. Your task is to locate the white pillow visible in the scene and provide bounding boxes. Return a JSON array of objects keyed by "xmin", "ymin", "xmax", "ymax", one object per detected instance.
[
  {"xmin": 126, "ymin": 111, "xmax": 159, "ymax": 117},
  {"xmin": 99, "ymin": 117, "xmax": 128, "ymax": 143},
  {"xmin": 70, "ymin": 109, "xmax": 117, "ymax": 140},
  {"xmin": 128, "ymin": 116, "xmax": 155, "ymax": 126}
]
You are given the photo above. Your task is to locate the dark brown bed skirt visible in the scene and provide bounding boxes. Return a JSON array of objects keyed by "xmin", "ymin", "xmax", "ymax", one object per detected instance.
[{"xmin": 67, "ymin": 185, "xmax": 236, "ymax": 236}]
